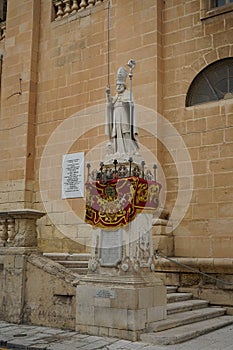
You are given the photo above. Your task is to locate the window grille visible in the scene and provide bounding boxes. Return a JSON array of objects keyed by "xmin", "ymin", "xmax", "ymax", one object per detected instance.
[
  {"xmin": 208, "ymin": 0, "xmax": 233, "ymax": 9},
  {"xmin": 186, "ymin": 58, "xmax": 233, "ymax": 107}
]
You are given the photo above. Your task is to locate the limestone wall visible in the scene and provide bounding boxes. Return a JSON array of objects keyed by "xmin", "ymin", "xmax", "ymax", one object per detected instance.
[
  {"xmin": 162, "ymin": 1, "xmax": 233, "ymax": 257},
  {"xmin": 24, "ymin": 254, "xmax": 77, "ymax": 329},
  {"xmin": 0, "ymin": 0, "xmax": 40, "ymax": 210},
  {"xmin": 0, "ymin": 249, "xmax": 77, "ymax": 329},
  {"xmin": 34, "ymin": 0, "xmax": 163, "ymax": 253}
]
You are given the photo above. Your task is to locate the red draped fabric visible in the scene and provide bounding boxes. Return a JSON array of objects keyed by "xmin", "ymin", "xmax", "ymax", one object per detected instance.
[{"xmin": 85, "ymin": 176, "xmax": 161, "ymax": 229}]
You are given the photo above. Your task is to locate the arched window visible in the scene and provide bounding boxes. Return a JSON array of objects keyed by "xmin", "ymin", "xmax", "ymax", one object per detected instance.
[{"xmin": 186, "ymin": 58, "xmax": 233, "ymax": 107}]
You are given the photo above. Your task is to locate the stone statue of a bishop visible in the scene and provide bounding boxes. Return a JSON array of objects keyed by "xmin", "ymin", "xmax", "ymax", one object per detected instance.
[{"xmin": 105, "ymin": 66, "xmax": 139, "ymax": 159}]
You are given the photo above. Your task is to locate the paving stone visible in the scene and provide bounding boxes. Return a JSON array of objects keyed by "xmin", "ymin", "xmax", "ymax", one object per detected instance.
[
  {"xmin": 114, "ymin": 342, "xmax": 147, "ymax": 349},
  {"xmin": 84, "ymin": 340, "xmax": 116, "ymax": 349},
  {"xmin": 140, "ymin": 346, "xmax": 165, "ymax": 350},
  {"xmin": 0, "ymin": 322, "xmax": 15, "ymax": 328},
  {"xmin": 82, "ymin": 335, "xmax": 106, "ymax": 343},
  {"xmin": 106, "ymin": 339, "xmax": 133, "ymax": 349},
  {"xmin": 0, "ymin": 335, "xmax": 15, "ymax": 343},
  {"xmin": 75, "ymin": 334, "xmax": 91, "ymax": 339},
  {"xmin": 27, "ymin": 345, "xmax": 48, "ymax": 350},
  {"xmin": 0, "ymin": 326, "xmax": 23, "ymax": 334},
  {"xmin": 48, "ymin": 338, "xmax": 87, "ymax": 348},
  {"xmin": 1, "ymin": 321, "xmax": 233, "ymax": 350},
  {"xmin": 47, "ymin": 344, "xmax": 78, "ymax": 350},
  {"xmin": 33, "ymin": 327, "xmax": 68, "ymax": 335}
]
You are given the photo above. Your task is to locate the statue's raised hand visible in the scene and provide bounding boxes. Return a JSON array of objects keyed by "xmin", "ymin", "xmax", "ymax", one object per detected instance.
[{"xmin": 106, "ymin": 86, "xmax": 111, "ymax": 103}]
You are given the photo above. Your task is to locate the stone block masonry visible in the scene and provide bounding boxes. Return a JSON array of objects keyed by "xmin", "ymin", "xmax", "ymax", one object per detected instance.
[
  {"xmin": 0, "ymin": 0, "xmax": 233, "ymax": 262},
  {"xmin": 76, "ymin": 273, "xmax": 167, "ymax": 341}
]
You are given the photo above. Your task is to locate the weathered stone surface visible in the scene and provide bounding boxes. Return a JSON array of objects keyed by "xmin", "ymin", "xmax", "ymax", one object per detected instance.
[
  {"xmin": 23, "ymin": 254, "xmax": 77, "ymax": 329},
  {"xmin": 141, "ymin": 316, "xmax": 233, "ymax": 345},
  {"xmin": 76, "ymin": 273, "xmax": 167, "ymax": 341},
  {"xmin": 0, "ymin": 248, "xmax": 78, "ymax": 329},
  {"xmin": 0, "ymin": 210, "xmax": 45, "ymax": 248}
]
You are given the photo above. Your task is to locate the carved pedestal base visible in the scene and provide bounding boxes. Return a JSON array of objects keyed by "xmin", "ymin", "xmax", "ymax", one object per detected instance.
[
  {"xmin": 76, "ymin": 213, "xmax": 167, "ymax": 341},
  {"xmin": 76, "ymin": 272, "xmax": 166, "ymax": 341}
]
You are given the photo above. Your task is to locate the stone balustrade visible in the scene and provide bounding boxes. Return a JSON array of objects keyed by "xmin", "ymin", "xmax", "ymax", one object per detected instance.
[
  {"xmin": 0, "ymin": 209, "xmax": 45, "ymax": 247},
  {"xmin": 53, "ymin": 0, "xmax": 104, "ymax": 20}
]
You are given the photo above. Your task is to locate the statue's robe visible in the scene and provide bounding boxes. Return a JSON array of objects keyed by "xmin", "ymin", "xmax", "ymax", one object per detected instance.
[{"xmin": 105, "ymin": 89, "xmax": 139, "ymax": 155}]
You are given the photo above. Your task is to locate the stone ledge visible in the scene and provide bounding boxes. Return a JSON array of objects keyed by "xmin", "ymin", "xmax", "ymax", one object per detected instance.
[
  {"xmin": 0, "ymin": 209, "xmax": 45, "ymax": 219},
  {"xmin": 152, "ymin": 218, "xmax": 172, "ymax": 227},
  {"xmin": 0, "ymin": 247, "xmax": 38, "ymax": 255}
]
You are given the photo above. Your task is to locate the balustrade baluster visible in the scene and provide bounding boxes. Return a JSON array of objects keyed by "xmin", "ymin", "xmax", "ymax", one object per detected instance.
[
  {"xmin": 71, "ymin": 0, "xmax": 79, "ymax": 14},
  {"xmin": 53, "ymin": 0, "xmax": 105, "ymax": 20},
  {"xmin": 0, "ymin": 218, "xmax": 7, "ymax": 246},
  {"xmin": 88, "ymin": 0, "xmax": 95, "ymax": 6},
  {"xmin": 7, "ymin": 218, "xmax": 15, "ymax": 244},
  {"xmin": 79, "ymin": 0, "xmax": 87, "ymax": 11},
  {"xmin": 63, "ymin": 0, "xmax": 72, "ymax": 16},
  {"xmin": 54, "ymin": 1, "xmax": 65, "ymax": 20}
]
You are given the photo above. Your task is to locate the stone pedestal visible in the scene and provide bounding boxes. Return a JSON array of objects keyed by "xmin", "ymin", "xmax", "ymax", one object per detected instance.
[
  {"xmin": 76, "ymin": 213, "xmax": 167, "ymax": 341},
  {"xmin": 76, "ymin": 272, "xmax": 166, "ymax": 341}
]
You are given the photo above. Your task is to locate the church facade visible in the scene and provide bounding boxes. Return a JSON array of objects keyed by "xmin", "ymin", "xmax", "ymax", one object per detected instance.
[{"xmin": 0, "ymin": 0, "xmax": 233, "ymax": 306}]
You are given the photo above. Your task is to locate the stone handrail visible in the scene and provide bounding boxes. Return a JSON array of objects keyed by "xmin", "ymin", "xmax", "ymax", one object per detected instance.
[
  {"xmin": 156, "ymin": 256, "xmax": 233, "ymax": 274},
  {"xmin": 53, "ymin": 0, "xmax": 104, "ymax": 20},
  {"xmin": 0, "ymin": 209, "xmax": 45, "ymax": 247}
]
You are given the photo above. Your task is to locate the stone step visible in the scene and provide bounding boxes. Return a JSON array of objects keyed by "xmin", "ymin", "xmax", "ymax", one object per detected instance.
[
  {"xmin": 167, "ymin": 299, "xmax": 209, "ymax": 314},
  {"xmin": 141, "ymin": 315, "xmax": 233, "ymax": 345},
  {"xmin": 166, "ymin": 286, "xmax": 177, "ymax": 294},
  {"xmin": 43, "ymin": 252, "xmax": 90, "ymax": 275},
  {"xmin": 56, "ymin": 260, "xmax": 88, "ymax": 268},
  {"xmin": 65, "ymin": 253, "xmax": 91, "ymax": 261},
  {"xmin": 167, "ymin": 292, "xmax": 193, "ymax": 303},
  {"xmin": 147, "ymin": 307, "xmax": 226, "ymax": 333},
  {"xmin": 69, "ymin": 268, "xmax": 89, "ymax": 275},
  {"xmin": 43, "ymin": 253, "xmax": 91, "ymax": 261}
]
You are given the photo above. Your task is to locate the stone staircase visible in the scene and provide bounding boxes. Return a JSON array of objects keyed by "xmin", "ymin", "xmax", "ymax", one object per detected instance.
[
  {"xmin": 42, "ymin": 253, "xmax": 233, "ymax": 345},
  {"xmin": 43, "ymin": 252, "xmax": 91, "ymax": 275},
  {"xmin": 141, "ymin": 286, "xmax": 233, "ymax": 345}
]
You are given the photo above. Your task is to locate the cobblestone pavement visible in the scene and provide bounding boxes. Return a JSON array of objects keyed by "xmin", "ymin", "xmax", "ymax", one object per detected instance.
[{"xmin": 1, "ymin": 321, "xmax": 233, "ymax": 350}]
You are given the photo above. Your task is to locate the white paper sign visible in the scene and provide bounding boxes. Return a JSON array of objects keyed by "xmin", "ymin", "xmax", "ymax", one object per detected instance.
[{"xmin": 62, "ymin": 152, "xmax": 84, "ymax": 198}]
